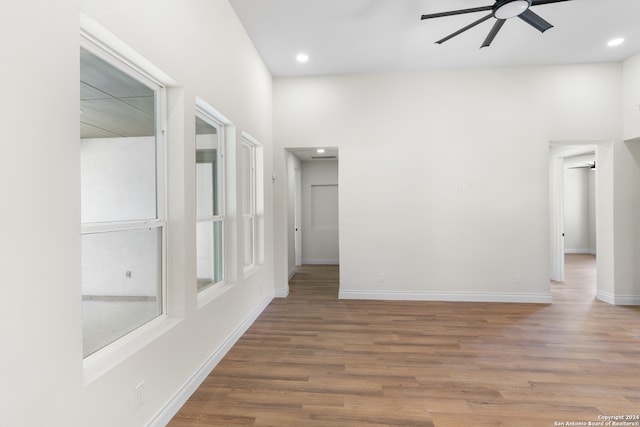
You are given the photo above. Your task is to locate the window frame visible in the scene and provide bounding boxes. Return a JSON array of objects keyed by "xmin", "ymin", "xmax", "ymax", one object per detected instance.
[
  {"xmin": 195, "ymin": 107, "xmax": 226, "ymax": 291},
  {"xmin": 79, "ymin": 33, "xmax": 168, "ymax": 358},
  {"xmin": 241, "ymin": 136, "xmax": 258, "ymax": 273}
]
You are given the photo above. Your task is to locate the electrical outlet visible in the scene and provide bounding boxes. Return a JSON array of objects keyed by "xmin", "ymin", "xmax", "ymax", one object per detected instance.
[
  {"xmin": 126, "ymin": 270, "xmax": 132, "ymax": 278},
  {"xmin": 514, "ymin": 274, "xmax": 523, "ymax": 285},
  {"xmin": 134, "ymin": 381, "xmax": 145, "ymax": 409},
  {"xmin": 378, "ymin": 273, "xmax": 385, "ymax": 282}
]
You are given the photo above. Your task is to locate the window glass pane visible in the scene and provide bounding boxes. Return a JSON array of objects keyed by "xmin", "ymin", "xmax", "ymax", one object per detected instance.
[
  {"xmin": 196, "ymin": 116, "xmax": 219, "ymax": 217},
  {"xmin": 195, "ymin": 153, "xmax": 215, "ymax": 217},
  {"xmin": 214, "ymin": 220, "xmax": 223, "ymax": 283},
  {"xmin": 197, "ymin": 220, "xmax": 223, "ymax": 291},
  {"xmin": 81, "ymin": 227, "xmax": 162, "ymax": 357},
  {"xmin": 242, "ymin": 144, "xmax": 252, "ymax": 216},
  {"xmin": 243, "ymin": 217, "xmax": 254, "ymax": 268},
  {"xmin": 80, "ymin": 49, "xmax": 157, "ymax": 223},
  {"xmin": 81, "ymin": 137, "xmax": 157, "ymax": 222}
]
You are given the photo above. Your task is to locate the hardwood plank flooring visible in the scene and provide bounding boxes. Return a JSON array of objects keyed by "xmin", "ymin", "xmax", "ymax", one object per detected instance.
[{"xmin": 170, "ymin": 255, "xmax": 640, "ymax": 426}]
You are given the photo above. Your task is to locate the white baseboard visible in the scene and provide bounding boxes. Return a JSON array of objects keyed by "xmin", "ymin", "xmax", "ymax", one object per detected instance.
[
  {"xmin": 596, "ymin": 290, "xmax": 615, "ymax": 305},
  {"xmin": 288, "ymin": 267, "xmax": 296, "ymax": 280},
  {"xmin": 597, "ymin": 290, "xmax": 640, "ymax": 306},
  {"xmin": 275, "ymin": 286, "xmax": 289, "ymax": 298},
  {"xmin": 146, "ymin": 292, "xmax": 274, "ymax": 427},
  {"xmin": 564, "ymin": 249, "xmax": 597, "ymax": 255},
  {"xmin": 614, "ymin": 295, "xmax": 640, "ymax": 305},
  {"xmin": 339, "ymin": 290, "xmax": 552, "ymax": 304},
  {"xmin": 302, "ymin": 258, "xmax": 339, "ymax": 265}
]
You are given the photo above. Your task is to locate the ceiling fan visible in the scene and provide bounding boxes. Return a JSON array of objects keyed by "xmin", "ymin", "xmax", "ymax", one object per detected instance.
[{"xmin": 421, "ymin": 0, "xmax": 572, "ymax": 48}]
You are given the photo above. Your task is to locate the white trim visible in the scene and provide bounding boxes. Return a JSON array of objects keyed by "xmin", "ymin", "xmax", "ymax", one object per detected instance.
[
  {"xmin": 339, "ymin": 290, "xmax": 552, "ymax": 304},
  {"xmin": 146, "ymin": 292, "xmax": 274, "ymax": 427},
  {"xmin": 275, "ymin": 287, "xmax": 290, "ymax": 298},
  {"xmin": 81, "ymin": 219, "xmax": 164, "ymax": 234},
  {"xmin": 288, "ymin": 267, "xmax": 296, "ymax": 280},
  {"xmin": 241, "ymin": 131, "xmax": 262, "ymax": 147},
  {"xmin": 596, "ymin": 291, "xmax": 640, "ymax": 306},
  {"xmin": 302, "ymin": 258, "xmax": 340, "ymax": 265},
  {"xmin": 612, "ymin": 295, "xmax": 640, "ymax": 306},
  {"xmin": 197, "ymin": 281, "xmax": 234, "ymax": 309},
  {"xmin": 195, "ymin": 102, "xmax": 228, "ymax": 292},
  {"xmin": 80, "ymin": 17, "xmax": 171, "ymax": 359},
  {"xmin": 241, "ymin": 137, "xmax": 258, "ymax": 273},
  {"xmin": 195, "ymin": 97, "xmax": 232, "ymax": 126},
  {"xmin": 596, "ymin": 290, "xmax": 615, "ymax": 305},
  {"xmin": 83, "ymin": 316, "xmax": 181, "ymax": 385},
  {"xmin": 80, "ymin": 14, "xmax": 176, "ymax": 87}
]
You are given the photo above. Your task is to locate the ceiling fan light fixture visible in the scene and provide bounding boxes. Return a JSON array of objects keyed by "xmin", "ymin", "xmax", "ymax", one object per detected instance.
[{"xmin": 494, "ymin": 0, "xmax": 532, "ymax": 19}]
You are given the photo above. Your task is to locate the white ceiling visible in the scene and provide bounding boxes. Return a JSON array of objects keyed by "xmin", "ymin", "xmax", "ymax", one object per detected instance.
[
  {"xmin": 288, "ymin": 147, "xmax": 339, "ymax": 162},
  {"xmin": 229, "ymin": 0, "xmax": 640, "ymax": 77}
]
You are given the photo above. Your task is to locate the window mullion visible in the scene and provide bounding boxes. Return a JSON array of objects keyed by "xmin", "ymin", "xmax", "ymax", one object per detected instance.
[
  {"xmin": 81, "ymin": 219, "xmax": 164, "ymax": 235},
  {"xmin": 196, "ymin": 215, "xmax": 223, "ymax": 223}
]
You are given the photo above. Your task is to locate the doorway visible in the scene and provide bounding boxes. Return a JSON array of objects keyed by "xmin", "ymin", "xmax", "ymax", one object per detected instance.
[
  {"xmin": 285, "ymin": 147, "xmax": 339, "ymax": 279},
  {"xmin": 549, "ymin": 143, "xmax": 598, "ymax": 298}
]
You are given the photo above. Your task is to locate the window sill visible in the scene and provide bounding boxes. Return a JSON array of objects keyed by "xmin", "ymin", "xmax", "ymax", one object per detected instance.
[
  {"xmin": 197, "ymin": 281, "xmax": 235, "ymax": 309},
  {"xmin": 243, "ymin": 264, "xmax": 263, "ymax": 280},
  {"xmin": 83, "ymin": 315, "xmax": 181, "ymax": 385}
]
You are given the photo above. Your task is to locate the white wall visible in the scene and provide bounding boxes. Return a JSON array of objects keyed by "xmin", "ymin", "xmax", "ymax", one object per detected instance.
[
  {"xmin": 564, "ymin": 168, "xmax": 589, "ymax": 252},
  {"xmin": 612, "ymin": 54, "xmax": 640, "ymax": 304},
  {"xmin": 1, "ymin": 1, "xmax": 273, "ymax": 426},
  {"xmin": 612, "ymin": 140, "xmax": 640, "ymax": 303},
  {"xmin": 273, "ymin": 64, "xmax": 622, "ymax": 303},
  {"xmin": 301, "ymin": 160, "xmax": 339, "ymax": 264},
  {"xmin": 563, "ymin": 154, "xmax": 596, "ymax": 254},
  {"xmin": 623, "ymin": 53, "xmax": 640, "ymax": 141}
]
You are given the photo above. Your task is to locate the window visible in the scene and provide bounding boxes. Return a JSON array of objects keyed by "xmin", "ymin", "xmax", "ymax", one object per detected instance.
[
  {"xmin": 242, "ymin": 141, "xmax": 256, "ymax": 270},
  {"xmin": 196, "ymin": 112, "xmax": 225, "ymax": 291},
  {"xmin": 80, "ymin": 44, "xmax": 165, "ymax": 357},
  {"xmin": 242, "ymin": 133, "xmax": 263, "ymax": 272}
]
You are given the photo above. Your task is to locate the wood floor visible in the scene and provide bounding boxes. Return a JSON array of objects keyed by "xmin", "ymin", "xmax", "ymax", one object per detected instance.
[{"xmin": 169, "ymin": 255, "xmax": 640, "ymax": 426}]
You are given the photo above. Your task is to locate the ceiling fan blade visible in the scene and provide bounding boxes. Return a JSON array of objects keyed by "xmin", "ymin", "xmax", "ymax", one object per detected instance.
[
  {"xmin": 481, "ymin": 19, "xmax": 505, "ymax": 48},
  {"xmin": 518, "ymin": 9, "xmax": 553, "ymax": 33},
  {"xmin": 531, "ymin": 0, "xmax": 572, "ymax": 6},
  {"xmin": 421, "ymin": 5, "xmax": 492, "ymax": 20},
  {"xmin": 436, "ymin": 14, "xmax": 493, "ymax": 44}
]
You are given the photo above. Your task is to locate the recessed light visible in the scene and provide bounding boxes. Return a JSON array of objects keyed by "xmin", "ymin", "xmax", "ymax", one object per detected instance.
[
  {"xmin": 608, "ymin": 37, "xmax": 624, "ymax": 47},
  {"xmin": 317, "ymin": 148, "xmax": 325, "ymax": 154},
  {"xmin": 296, "ymin": 53, "xmax": 309, "ymax": 63}
]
